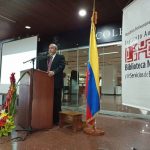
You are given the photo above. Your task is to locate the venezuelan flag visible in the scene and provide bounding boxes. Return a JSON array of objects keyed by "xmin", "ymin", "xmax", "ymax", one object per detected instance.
[{"xmin": 86, "ymin": 12, "xmax": 100, "ymax": 124}]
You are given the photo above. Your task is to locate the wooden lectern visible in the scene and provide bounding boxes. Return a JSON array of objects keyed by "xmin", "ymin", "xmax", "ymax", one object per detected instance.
[{"xmin": 16, "ymin": 69, "xmax": 54, "ymax": 130}]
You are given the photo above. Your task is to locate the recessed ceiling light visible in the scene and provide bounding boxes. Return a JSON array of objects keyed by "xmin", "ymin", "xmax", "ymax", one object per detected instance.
[
  {"xmin": 78, "ymin": 9, "xmax": 87, "ymax": 17},
  {"xmin": 25, "ymin": 26, "xmax": 31, "ymax": 29}
]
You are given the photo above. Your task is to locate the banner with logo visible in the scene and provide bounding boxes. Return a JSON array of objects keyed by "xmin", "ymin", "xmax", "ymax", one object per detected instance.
[{"xmin": 122, "ymin": 0, "xmax": 150, "ymax": 110}]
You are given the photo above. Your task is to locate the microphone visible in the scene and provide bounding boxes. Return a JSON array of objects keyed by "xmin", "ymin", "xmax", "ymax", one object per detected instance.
[
  {"xmin": 38, "ymin": 51, "xmax": 53, "ymax": 59},
  {"xmin": 38, "ymin": 51, "xmax": 49, "ymax": 56},
  {"xmin": 37, "ymin": 51, "xmax": 49, "ymax": 60}
]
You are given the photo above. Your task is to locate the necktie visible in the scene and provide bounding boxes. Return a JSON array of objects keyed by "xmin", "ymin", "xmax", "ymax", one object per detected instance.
[{"xmin": 47, "ymin": 57, "xmax": 52, "ymax": 72}]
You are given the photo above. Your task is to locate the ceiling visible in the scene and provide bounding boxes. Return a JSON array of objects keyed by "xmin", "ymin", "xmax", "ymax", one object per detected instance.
[{"xmin": 0, "ymin": 0, "xmax": 133, "ymax": 41}]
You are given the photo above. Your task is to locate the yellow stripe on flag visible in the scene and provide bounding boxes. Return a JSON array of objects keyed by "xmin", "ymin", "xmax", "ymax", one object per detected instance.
[{"xmin": 89, "ymin": 18, "xmax": 100, "ymax": 96}]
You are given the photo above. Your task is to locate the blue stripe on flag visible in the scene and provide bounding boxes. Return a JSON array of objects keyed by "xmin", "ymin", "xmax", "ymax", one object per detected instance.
[{"xmin": 87, "ymin": 63, "xmax": 100, "ymax": 116}]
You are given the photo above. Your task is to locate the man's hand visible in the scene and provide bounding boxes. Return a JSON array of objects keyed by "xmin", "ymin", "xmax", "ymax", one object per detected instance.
[{"xmin": 48, "ymin": 71, "xmax": 55, "ymax": 77}]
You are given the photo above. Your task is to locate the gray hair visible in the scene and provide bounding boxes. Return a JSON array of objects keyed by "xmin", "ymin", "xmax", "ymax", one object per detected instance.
[{"xmin": 49, "ymin": 43, "xmax": 58, "ymax": 50}]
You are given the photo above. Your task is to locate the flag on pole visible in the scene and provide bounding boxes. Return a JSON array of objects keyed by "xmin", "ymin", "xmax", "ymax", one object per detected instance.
[{"xmin": 85, "ymin": 11, "xmax": 100, "ymax": 125}]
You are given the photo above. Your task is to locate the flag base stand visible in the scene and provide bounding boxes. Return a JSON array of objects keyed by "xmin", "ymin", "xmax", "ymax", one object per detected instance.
[{"xmin": 83, "ymin": 127, "xmax": 105, "ymax": 136}]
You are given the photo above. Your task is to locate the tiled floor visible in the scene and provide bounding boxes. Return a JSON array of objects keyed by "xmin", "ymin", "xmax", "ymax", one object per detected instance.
[
  {"xmin": 100, "ymin": 95, "xmax": 150, "ymax": 115},
  {"xmin": 0, "ymin": 115, "xmax": 150, "ymax": 150},
  {"xmin": 63, "ymin": 95, "xmax": 150, "ymax": 117},
  {"xmin": 1, "ymin": 95, "xmax": 150, "ymax": 150},
  {"xmin": 62, "ymin": 95, "xmax": 150, "ymax": 122}
]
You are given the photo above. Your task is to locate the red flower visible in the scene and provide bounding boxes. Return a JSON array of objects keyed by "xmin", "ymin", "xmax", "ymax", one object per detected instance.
[
  {"xmin": 0, "ymin": 116, "xmax": 8, "ymax": 127},
  {"xmin": 3, "ymin": 73, "xmax": 16, "ymax": 111},
  {"xmin": 10, "ymin": 73, "xmax": 15, "ymax": 84},
  {"xmin": 0, "ymin": 121, "xmax": 5, "ymax": 127}
]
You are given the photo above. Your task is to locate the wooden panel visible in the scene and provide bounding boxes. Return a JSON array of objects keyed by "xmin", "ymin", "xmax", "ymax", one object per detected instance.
[
  {"xmin": 0, "ymin": 0, "xmax": 133, "ymax": 40},
  {"xmin": 16, "ymin": 71, "xmax": 31, "ymax": 129},
  {"xmin": 31, "ymin": 69, "xmax": 54, "ymax": 129}
]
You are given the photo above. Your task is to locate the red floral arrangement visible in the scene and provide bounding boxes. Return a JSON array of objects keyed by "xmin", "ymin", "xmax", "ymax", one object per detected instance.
[
  {"xmin": 3, "ymin": 73, "xmax": 17, "ymax": 115},
  {"xmin": 0, "ymin": 73, "xmax": 17, "ymax": 137}
]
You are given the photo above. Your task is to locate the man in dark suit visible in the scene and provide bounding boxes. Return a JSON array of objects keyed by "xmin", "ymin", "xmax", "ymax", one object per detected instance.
[{"xmin": 47, "ymin": 43, "xmax": 65, "ymax": 125}]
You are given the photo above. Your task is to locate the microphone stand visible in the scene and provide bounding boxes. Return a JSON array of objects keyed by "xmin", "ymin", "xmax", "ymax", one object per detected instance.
[
  {"xmin": 23, "ymin": 55, "xmax": 49, "ymax": 69},
  {"xmin": 23, "ymin": 57, "xmax": 37, "ymax": 69}
]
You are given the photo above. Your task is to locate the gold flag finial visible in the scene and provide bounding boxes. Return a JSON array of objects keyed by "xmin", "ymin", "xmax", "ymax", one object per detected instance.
[{"xmin": 91, "ymin": 0, "xmax": 98, "ymax": 24}]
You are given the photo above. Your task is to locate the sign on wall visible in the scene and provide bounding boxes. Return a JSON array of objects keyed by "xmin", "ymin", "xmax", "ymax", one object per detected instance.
[
  {"xmin": 96, "ymin": 24, "xmax": 122, "ymax": 44},
  {"xmin": 122, "ymin": 0, "xmax": 150, "ymax": 110}
]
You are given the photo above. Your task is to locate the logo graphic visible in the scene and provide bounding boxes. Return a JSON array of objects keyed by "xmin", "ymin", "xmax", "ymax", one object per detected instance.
[{"xmin": 125, "ymin": 38, "xmax": 150, "ymax": 62}]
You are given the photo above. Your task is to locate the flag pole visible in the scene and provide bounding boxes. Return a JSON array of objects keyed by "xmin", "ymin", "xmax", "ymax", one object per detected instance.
[
  {"xmin": 92, "ymin": 0, "xmax": 97, "ymax": 130},
  {"xmin": 83, "ymin": 0, "xmax": 104, "ymax": 136},
  {"xmin": 93, "ymin": 0, "xmax": 95, "ymax": 11}
]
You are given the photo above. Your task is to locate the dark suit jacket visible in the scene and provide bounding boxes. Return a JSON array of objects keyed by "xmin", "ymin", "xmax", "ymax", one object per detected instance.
[{"xmin": 50, "ymin": 54, "xmax": 65, "ymax": 89}]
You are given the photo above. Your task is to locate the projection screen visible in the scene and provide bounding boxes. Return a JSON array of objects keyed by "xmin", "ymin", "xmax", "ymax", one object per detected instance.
[{"xmin": 0, "ymin": 36, "xmax": 37, "ymax": 93}]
